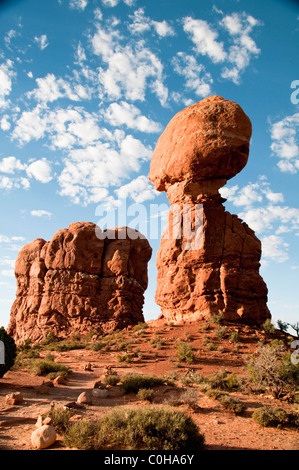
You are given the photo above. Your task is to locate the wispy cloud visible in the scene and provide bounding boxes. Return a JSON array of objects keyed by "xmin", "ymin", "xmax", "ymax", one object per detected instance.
[
  {"xmin": 30, "ymin": 209, "xmax": 52, "ymax": 218},
  {"xmin": 220, "ymin": 176, "xmax": 299, "ymax": 263},
  {"xmin": 34, "ymin": 34, "xmax": 49, "ymax": 50},
  {"xmin": 270, "ymin": 113, "xmax": 299, "ymax": 174},
  {"xmin": 0, "ymin": 59, "xmax": 15, "ymax": 109}
]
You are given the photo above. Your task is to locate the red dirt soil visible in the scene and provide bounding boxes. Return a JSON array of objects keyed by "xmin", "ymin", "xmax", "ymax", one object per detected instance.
[{"xmin": 0, "ymin": 319, "xmax": 298, "ymax": 451}]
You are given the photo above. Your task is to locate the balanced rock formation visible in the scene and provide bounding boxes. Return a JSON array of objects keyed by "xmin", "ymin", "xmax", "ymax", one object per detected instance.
[
  {"xmin": 149, "ymin": 95, "xmax": 271, "ymax": 325},
  {"xmin": 7, "ymin": 223, "xmax": 152, "ymax": 344}
]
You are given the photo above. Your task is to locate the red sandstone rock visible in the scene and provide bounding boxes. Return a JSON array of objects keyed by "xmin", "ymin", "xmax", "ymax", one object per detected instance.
[
  {"xmin": 149, "ymin": 95, "xmax": 252, "ymax": 194},
  {"xmin": 7, "ymin": 223, "xmax": 152, "ymax": 344},
  {"xmin": 149, "ymin": 96, "xmax": 270, "ymax": 325}
]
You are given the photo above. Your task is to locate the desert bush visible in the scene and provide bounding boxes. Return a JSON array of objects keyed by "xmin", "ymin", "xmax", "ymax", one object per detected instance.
[
  {"xmin": 252, "ymin": 406, "xmax": 299, "ymax": 429},
  {"xmin": 262, "ymin": 319, "xmax": 275, "ymax": 335},
  {"xmin": 215, "ymin": 326, "xmax": 227, "ymax": 339},
  {"xmin": 217, "ymin": 394, "xmax": 247, "ymax": 414},
  {"xmin": 116, "ymin": 352, "xmax": 133, "ymax": 363},
  {"xmin": 45, "ymin": 407, "xmax": 73, "ymax": 433},
  {"xmin": 102, "ymin": 373, "xmax": 120, "ymax": 386},
  {"xmin": 120, "ymin": 373, "xmax": 164, "ymax": 394},
  {"xmin": 206, "ymin": 369, "xmax": 240, "ymax": 391},
  {"xmin": 31, "ymin": 353, "xmax": 71, "ymax": 378},
  {"xmin": 42, "ymin": 332, "xmax": 60, "ymax": 345},
  {"xmin": 48, "ymin": 340, "xmax": 85, "ymax": 352},
  {"xmin": 210, "ymin": 314, "xmax": 224, "ymax": 324},
  {"xmin": 176, "ymin": 342, "xmax": 196, "ymax": 364},
  {"xmin": 90, "ymin": 339, "xmax": 105, "ymax": 351},
  {"xmin": 229, "ymin": 331, "xmax": 240, "ymax": 343},
  {"xmin": 63, "ymin": 406, "xmax": 205, "ymax": 450},
  {"xmin": 0, "ymin": 327, "xmax": 17, "ymax": 379},
  {"xmin": 137, "ymin": 388, "xmax": 155, "ymax": 402},
  {"xmin": 247, "ymin": 343, "xmax": 299, "ymax": 398}
]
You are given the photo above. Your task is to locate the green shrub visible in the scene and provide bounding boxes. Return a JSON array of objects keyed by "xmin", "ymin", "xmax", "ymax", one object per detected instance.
[
  {"xmin": 215, "ymin": 326, "xmax": 227, "ymax": 339},
  {"xmin": 31, "ymin": 353, "xmax": 71, "ymax": 378},
  {"xmin": 229, "ymin": 331, "xmax": 240, "ymax": 343},
  {"xmin": 102, "ymin": 373, "xmax": 120, "ymax": 386},
  {"xmin": 262, "ymin": 319, "xmax": 275, "ymax": 335},
  {"xmin": 210, "ymin": 314, "xmax": 224, "ymax": 324},
  {"xmin": 252, "ymin": 406, "xmax": 299, "ymax": 429},
  {"xmin": 247, "ymin": 343, "xmax": 299, "ymax": 398},
  {"xmin": 137, "ymin": 388, "xmax": 155, "ymax": 402},
  {"xmin": 45, "ymin": 407, "xmax": 73, "ymax": 433},
  {"xmin": 176, "ymin": 342, "xmax": 196, "ymax": 364},
  {"xmin": 120, "ymin": 373, "xmax": 164, "ymax": 394},
  {"xmin": 116, "ymin": 352, "xmax": 133, "ymax": 363},
  {"xmin": 63, "ymin": 406, "xmax": 205, "ymax": 450},
  {"xmin": 0, "ymin": 327, "xmax": 17, "ymax": 379},
  {"xmin": 206, "ymin": 369, "xmax": 239, "ymax": 391},
  {"xmin": 47, "ymin": 340, "xmax": 85, "ymax": 352},
  {"xmin": 217, "ymin": 394, "xmax": 247, "ymax": 414}
]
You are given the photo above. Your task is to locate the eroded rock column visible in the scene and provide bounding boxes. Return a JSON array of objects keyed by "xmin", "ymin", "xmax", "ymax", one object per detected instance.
[{"xmin": 149, "ymin": 95, "xmax": 271, "ymax": 325}]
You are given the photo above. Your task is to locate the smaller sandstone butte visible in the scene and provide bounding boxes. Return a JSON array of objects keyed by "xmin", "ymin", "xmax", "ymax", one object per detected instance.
[
  {"xmin": 7, "ymin": 222, "xmax": 152, "ymax": 344},
  {"xmin": 149, "ymin": 95, "xmax": 271, "ymax": 325}
]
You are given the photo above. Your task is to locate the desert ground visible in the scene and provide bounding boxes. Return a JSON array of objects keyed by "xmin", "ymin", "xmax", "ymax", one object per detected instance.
[{"xmin": 0, "ymin": 318, "xmax": 298, "ymax": 451}]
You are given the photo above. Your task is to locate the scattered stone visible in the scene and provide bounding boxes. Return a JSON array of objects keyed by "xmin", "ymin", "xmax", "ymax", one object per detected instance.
[
  {"xmin": 5, "ymin": 392, "xmax": 23, "ymax": 405},
  {"xmin": 42, "ymin": 380, "xmax": 54, "ymax": 388},
  {"xmin": 53, "ymin": 375, "xmax": 65, "ymax": 386},
  {"xmin": 31, "ymin": 423, "xmax": 56, "ymax": 450},
  {"xmin": 77, "ymin": 391, "xmax": 92, "ymax": 405},
  {"xmin": 92, "ymin": 388, "xmax": 109, "ymax": 398},
  {"xmin": 84, "ymin": 362, "xmax": 93, "ymax": 371}
]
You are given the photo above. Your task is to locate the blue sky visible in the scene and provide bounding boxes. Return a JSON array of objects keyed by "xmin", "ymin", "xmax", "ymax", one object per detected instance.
[{"xmin": 0, "ymin": 0, "xmax": 298, "ymax": 330}]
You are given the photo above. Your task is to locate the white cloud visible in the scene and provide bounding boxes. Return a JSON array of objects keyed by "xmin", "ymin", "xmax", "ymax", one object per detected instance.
[
  {"xmin": 270, "ymin": 113, "xmax": 299, "ymax": 173},
  {"xmin": 58, "ymin": 133, "xmax": 152, "ymax": 205},
  {"xmin": 172, "ymin": 52, "xmax": 213, "ymax": 97},
  {"xmin": 128, "ymin": 8, "xmax": 175, "ymax": 37},
  {"xmin": 30, "ymin": 209, "xmax": 52, "ymax": 218},
  {"xmin": 101, "ymin": 0, "xmax": 135, "ymax": 6},
  {"xmin": 11, "ymin": 105, "xmax": 47, "ymax": 144},
  {"xmin": 0, "ymin": 156, "xmax": 26, "ymax": 173},
  {"xmin": 26, "ymin": 158, "xmax": 52, "ymax": 183},
  {"xmin": 115, "ymin": 175, "xmax": 159, "ymax": 203},
  {"xmin": 0, "ymin": 234, "xmax": 25, "ymax": 252},
  {"xmin": 0, "ymin": 59, "xmax": 15, "ymax": 109},
  {"xmin": 28, "ymin": 73, "xmax": 91, "ymax": 104},
  {"xmin": 91, "ymin": 22, "xmax": 167, "ymax": 105},
  {"xmin": 183, "ymin": 16, "xmax": 226, "ymax": 63},
  {"xmin": 69, "ymin": 0, "xmax": 88, "ymax": 10},
  {"xmin": 261, "ymin": 235, "xmax": 289, "ymax": 263},
  {"xmin": 105, "ymin": 101, "xmax": 162, "ymax": 133},
  {"xmin": 220, "ymin": 12, "xmax": 261, "ymax": 84},
  {"xmin": 1, "ymin": 115, "xmax": 11, "ymax": 131},
  {"xmin": 1, "ymin": 269, "xmax": 15, "ymax": 278},
  {"xmin": 34, "ymin": 34, "xmax": 49, "ymax": 50},
  {"xmin": 220, "ymin": 176, "xmax": 299, "ymax": 264},
  {"xmin": 152, "ymin": 20, "xmax": 175, "ymax": 37}
]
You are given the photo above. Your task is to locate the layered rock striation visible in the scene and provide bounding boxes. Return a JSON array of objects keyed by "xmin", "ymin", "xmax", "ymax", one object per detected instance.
[
  {"xmin": 8, "ymin": 222, "xmax": 152, "ymax": 343},
  {"xmin": 149, "ymin": 95, "xmax": 271, "ymax": 325}
]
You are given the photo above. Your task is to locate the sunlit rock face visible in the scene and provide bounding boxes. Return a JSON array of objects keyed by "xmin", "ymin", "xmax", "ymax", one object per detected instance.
[
  {"xmin": 7, "ymin": 223, "xmax": 152, "ymax": 344},
  {"xmin": 149, "ymin": 96, "xmax": 271, "ymax": 325}
]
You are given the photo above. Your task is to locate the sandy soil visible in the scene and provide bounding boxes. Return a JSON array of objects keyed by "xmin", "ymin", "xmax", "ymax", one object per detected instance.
[{"xmin": 0, "ymin": 320, "xmax": 298, "ymax": 451}]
